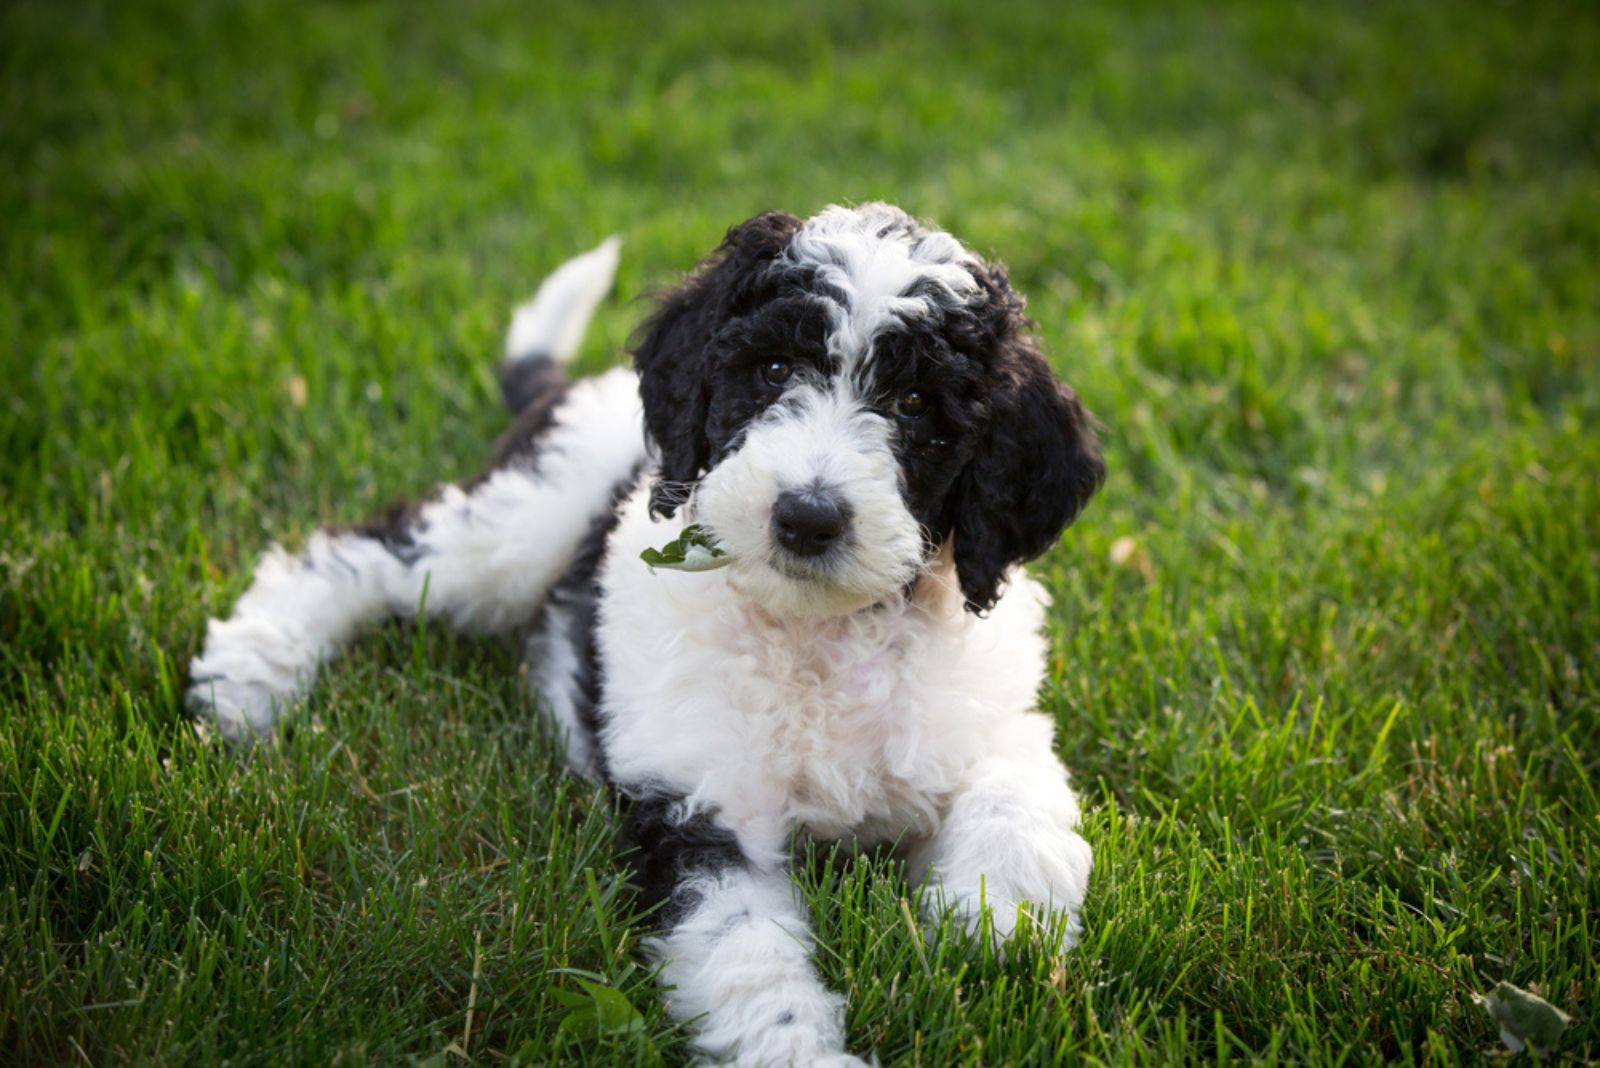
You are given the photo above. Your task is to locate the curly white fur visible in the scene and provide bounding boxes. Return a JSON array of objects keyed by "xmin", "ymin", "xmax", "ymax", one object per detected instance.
[{"xmin": 785, "ymin": 203, "xmax": 980, "ymax": 364}]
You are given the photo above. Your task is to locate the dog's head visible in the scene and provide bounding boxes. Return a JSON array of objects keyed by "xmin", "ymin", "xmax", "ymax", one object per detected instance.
[{"xmin": 632, "ymin": 203, "xmax": 1103, "ymax": 617}]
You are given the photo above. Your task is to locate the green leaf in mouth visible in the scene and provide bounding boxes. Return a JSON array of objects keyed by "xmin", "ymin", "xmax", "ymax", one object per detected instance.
[{"xmin": 639, "ymin": 524, "xmax": 733, "ymax": 572}]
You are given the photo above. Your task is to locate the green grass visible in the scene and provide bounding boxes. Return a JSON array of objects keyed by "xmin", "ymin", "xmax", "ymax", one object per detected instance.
[{"xmin": 3, "ymin": 0, "xmax": 1597, "ymax": 1063}]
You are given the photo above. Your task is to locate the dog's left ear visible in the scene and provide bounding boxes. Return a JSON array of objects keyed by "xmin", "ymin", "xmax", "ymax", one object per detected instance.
[
  {"xmin": 948, "ymin": 267, "xmax": 1105, "ymax": 614},
  {"xmin": 632, "ymin": 211, "xmax": 802, "ymax": 518}
]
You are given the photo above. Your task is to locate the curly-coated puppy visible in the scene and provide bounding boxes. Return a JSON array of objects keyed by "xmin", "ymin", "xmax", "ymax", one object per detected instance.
[{"xmin": 189, "ymin": 203, "xmax": 1104, "ymax": 1066}]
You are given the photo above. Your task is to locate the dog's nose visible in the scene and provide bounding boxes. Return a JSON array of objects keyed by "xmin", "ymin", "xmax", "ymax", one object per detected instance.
[{"xmin": 771, "ymin": 490, "xmax": 847, "ymax": 558}]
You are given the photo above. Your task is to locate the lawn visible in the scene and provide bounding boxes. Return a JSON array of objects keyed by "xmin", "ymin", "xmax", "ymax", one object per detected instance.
[{"xmin": 3, "ymin": 0, "xmax": 1597, "ymax": 1063}]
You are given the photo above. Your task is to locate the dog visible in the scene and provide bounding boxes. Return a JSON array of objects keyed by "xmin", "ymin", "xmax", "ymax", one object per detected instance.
[{"xmin": 188, "ymin": 202, "xmax": 1105, "ymax": 1066}]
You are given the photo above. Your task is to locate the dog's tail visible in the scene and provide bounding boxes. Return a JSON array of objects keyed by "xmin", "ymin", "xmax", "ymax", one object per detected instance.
[{"xmin": 500, "ymin": 235, "xmax": 622, "ymax": 412}]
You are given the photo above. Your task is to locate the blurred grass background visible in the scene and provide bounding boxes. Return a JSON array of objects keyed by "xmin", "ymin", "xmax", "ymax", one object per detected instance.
[{"xmin": 2, "ymin": 0, "xmax": 1597, "ymax": 1063}]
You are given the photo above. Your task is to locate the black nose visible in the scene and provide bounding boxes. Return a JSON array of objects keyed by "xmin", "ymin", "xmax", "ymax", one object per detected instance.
[{"xmin": 771, "ymin": 490, "xmax": 848, "ymax": 558}]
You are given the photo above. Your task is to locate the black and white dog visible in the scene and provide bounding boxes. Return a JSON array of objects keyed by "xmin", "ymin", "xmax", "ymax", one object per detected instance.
[{"xmin": 189, "ymin": 203, "xmax": 1104, "ymax": 1066}]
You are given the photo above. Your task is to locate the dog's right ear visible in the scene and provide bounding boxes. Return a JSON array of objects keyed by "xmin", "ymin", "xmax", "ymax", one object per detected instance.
[{"xmin": 631, "ymin": 211, "xmax": 802, "ymax": 518}]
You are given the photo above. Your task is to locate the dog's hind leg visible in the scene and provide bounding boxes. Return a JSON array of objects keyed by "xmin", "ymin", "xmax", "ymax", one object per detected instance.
[{"xmin": 187, "ymin": 239, "xmax": 642, "ymax": 745}]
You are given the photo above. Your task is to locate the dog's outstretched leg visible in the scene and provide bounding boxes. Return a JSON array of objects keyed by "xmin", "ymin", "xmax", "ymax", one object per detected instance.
[
  {"xmin": 188, "ymin": 238, "xmax": 641, "ymax": 745},
  {"xmin": 625, "ymin": 798, "xmax": 867, "ymax": 1067},
  {"xmin": 905, "ymin": 714, "xmax": 1092, "ymax": 951}
]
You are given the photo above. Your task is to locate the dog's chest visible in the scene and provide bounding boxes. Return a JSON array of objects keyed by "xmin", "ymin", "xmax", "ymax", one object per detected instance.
[
  {"xmin": 726, "ymin": 610, "xmax": 977, "ymax": 839},
  {"xmin": 595, "ymin": 514, "xmax": 1054, "ymax": 852}
]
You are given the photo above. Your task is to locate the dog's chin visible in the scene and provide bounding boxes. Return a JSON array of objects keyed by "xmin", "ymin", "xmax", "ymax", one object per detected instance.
[{"xmin": 724, "ymin": 554, "xmax": 911, "ymax": 620}]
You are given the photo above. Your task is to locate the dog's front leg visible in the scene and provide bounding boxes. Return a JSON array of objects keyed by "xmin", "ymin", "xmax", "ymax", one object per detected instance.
[
  {"xmin": 907, "ymin": 717, "xmax": 1093, "ymax": 950},
  {"xmin": 625, "ymin": 799, "xmax": 865, "ymax": 1068}
]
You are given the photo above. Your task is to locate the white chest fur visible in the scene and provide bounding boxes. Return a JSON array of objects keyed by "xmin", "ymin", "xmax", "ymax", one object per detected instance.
[{"xmin": 596, "ymin": 487, "xmax": 1053, "ymax": 862}]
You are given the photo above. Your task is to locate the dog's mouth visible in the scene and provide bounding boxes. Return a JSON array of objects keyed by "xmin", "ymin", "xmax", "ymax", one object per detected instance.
[
  {"xmin": 706, "ymin": 531, "xmax": 924, "ymax": 619},
  {"xmin": 691, "ymin": 455, "xmax": 925, "ymax": 618},
  {"xmin": 766, "ymin": 534, "xmax": 858, "ymax": 582},
  {"xmin": 765, "ymin": 550, "xmax": 836, "ymax": 582}
]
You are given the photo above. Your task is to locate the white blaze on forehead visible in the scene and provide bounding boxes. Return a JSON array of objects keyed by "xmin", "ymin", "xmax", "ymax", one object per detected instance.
[{"xmin": 785, "ymin": 203, "xmax": 981, "ymax": 367}]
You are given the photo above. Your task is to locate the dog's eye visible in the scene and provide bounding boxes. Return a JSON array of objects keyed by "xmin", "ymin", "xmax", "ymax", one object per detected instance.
[
  {"xmin": 896, "ymin": 389, "xmax": 930, "ymax": 418},
  {"xmin": 761, "ymin": 360, "xmax": 794, "ymax": 388}
]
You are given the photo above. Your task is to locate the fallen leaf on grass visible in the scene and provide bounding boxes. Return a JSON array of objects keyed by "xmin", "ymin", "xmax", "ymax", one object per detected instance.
[
  {"xmin": 1108, "ymin": 535, "xmax": 1154, "ymax": 580},
  {"xmin": 550, "ymin": 978, "xmax": 644, "ymax": 1041},
  {"xmin": 1477, "ymin": 981, "xmax": 1570, "ymax": 1057}
]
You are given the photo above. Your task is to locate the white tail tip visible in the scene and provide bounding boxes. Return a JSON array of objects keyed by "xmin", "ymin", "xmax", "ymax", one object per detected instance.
[{"xmin": 505, "ymin": 235, "xmax": 622, "ymax": 366}]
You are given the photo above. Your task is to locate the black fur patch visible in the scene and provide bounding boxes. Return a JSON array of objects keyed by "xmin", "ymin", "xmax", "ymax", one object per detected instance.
[
  {"xmin": 536, "ymin": 466, "xmax": 644, "ymax": 783},
  {"xmin": 351, "ymin": 497, "xmax": 431, "ymax": 566},
  {"xmin": 619, "ymin": 791, "xmax": 747, "ymax": 928},
  {"xmin": 500, "ymin": 351, "xmax": 566, "ymax": 415},
  {"xmin": 943, "ymin": 326, "xmax": 1105, "ymax": 611},
  {"xmin": 630, "ymin": 211, "xmax": 805, "ymax": 518},
  {"xmin": 480, "ymin": 358, "xmax": 572, "ymax": 480}
]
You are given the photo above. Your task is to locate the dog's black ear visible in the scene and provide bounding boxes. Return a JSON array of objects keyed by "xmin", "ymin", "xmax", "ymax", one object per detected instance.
[
  {"xmin": 631, "ymin": 211, "xmax": 802, "ymax": 518},
  {"xmin": 949, "ymin": 267, "xmax": 1104, "ymax": 614}
]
